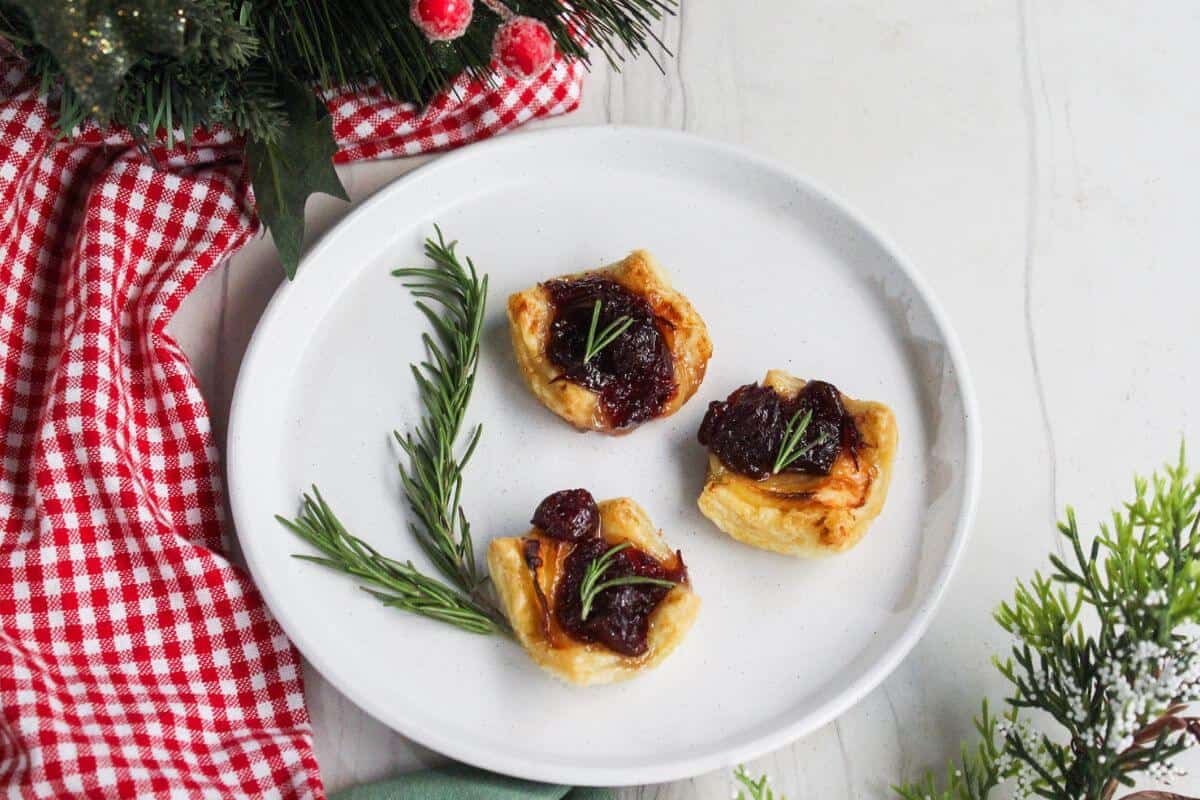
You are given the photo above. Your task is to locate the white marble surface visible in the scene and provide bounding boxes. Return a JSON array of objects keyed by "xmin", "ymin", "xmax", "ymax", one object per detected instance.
[{"xmin": 169, "ymin": 2, "xmax": 1200, "ymax": 796}]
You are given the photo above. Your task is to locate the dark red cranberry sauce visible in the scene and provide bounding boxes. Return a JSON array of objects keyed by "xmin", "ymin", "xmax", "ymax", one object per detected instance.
[
  {"xmin": 697, "ymin": 380, "xmax": 860, "ymax": 480},
  {"xmin": 542, "ymin": 276, "xmax": 676, "ymax": 429},
  {"xmin": 555, "ymin": 536, "xmax": 685, "ymax": 657},
  {"xmin": 525, "ymin": 489, "xmax": 686, "ymax": 657},
  {"xmin": 531, "ymin": 489, "xmax": 599, "ymax": 542}
]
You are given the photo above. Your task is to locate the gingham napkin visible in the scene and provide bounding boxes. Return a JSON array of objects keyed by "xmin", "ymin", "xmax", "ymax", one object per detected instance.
[{"xmin": 0, "ymin": 58, "xmax": 583, "ymax": 799}]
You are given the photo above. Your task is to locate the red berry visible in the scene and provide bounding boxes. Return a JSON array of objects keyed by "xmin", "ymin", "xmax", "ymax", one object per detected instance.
[
  {"xmin": 410, "ymin": 0, "xmax": 473, "ymax": 42},
  {"xmin": 493, "ymin": 16, "xmax": 555, "ymax": 79},
  {"xmin": 531, "ymin": 489, "xmax": 599, "ymax": 542}
]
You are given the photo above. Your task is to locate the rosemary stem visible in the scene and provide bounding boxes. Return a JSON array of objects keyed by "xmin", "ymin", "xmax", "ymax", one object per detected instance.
[{"xmin": 279, "ymin": 227, "xmax": 508, "ymax": 636}]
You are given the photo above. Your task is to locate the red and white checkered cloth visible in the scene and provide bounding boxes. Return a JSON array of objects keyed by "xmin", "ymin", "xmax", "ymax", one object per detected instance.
[{"xmin": 0, "ymin": 57, "xmax": 583, "ymax": 799}]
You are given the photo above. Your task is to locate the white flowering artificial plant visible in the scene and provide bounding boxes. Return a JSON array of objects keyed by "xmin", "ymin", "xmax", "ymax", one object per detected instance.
[{"xmin": 890, "ymin": 447, "xmax": 1200, "ymax": 800}]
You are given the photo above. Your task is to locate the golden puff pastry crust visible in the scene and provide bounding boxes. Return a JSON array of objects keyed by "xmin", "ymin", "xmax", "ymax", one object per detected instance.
[
  {"xmin": 506, "ymin": 250, "xmax": 712, "ymax": 433},
  {"xmin": 487, "ymin": 497, "xmax": 700, "ymax": 686},
  {"xmin": 698, "ymin": 370, "xmax": 898, "ymax": 557}
]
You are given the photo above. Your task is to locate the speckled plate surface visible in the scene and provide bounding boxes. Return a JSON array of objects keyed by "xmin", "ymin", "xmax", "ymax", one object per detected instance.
[{"xmin": 228, "ymin": 127, "xmax": 980, "ymax": 786}]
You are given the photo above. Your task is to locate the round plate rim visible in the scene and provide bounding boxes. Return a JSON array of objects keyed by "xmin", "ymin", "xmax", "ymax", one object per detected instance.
[{"xmin": 227, "ymin": 125, "xmax": 982, "ymax": 787}]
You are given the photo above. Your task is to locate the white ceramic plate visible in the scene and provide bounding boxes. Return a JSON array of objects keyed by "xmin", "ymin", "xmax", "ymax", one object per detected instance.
[{"xmin": 228, "ymin": 127, "xmax": 980, "ymax": 787}]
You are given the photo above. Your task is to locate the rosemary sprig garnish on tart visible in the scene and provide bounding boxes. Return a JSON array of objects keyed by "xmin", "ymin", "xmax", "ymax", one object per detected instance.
[
  {"xmin": 772, "ymin": 408, "xmax": 829, "ymax": 474},
  {"xmin": 278, "ymin": 226, "xmax": 509, "ymax": 635},
  {"xmin": 582, "ymin": 299, "xmax": 634, "ymax": 363},
  {"xmin": 579, "ymin": 541, "xmax": 676, "ymax": 621}
]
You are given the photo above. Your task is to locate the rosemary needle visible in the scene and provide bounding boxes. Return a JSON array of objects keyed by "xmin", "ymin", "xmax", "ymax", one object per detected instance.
[
  {"xmin": 278, "ymin": 226, "xmax": 509, "ymax": 636},
  {"xmin": 276, "ymin": 488, "xmax": 499, "ymax": 635},
  {"xmin": 583, "ymin": 299, "xmax": 634, "ymax": 363},
  {"xmin": 579, "ymin": 541, "xmax": 677, "ymax": 621},
  {"xmin": 772, "ymin": 408, "xmax": 830, "ymax": 474}
]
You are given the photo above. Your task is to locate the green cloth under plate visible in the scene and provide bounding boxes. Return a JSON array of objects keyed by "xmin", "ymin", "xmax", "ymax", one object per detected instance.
[{"xmin": 329, "ymin": 765, "xmax": 613, "ymax": 800}]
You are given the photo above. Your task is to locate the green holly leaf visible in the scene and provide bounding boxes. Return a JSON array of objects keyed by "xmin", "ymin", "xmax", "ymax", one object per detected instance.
[{"xmin": 246, "ymin": 77, "xmax": 348, "ymax": 279}]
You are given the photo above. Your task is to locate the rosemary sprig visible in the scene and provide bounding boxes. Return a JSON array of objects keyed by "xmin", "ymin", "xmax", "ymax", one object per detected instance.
[
  {"xmin": 279, "ymin": 227, "xmax": 508, "ymax": 635},
  {"xmin": 583, "ymin": 299, "xmax": 634, "ymax": 363},
  {"xmin": 276, "ymin": 488, "xmax": 499, "ymax": 634},
  {"xmin": 579, "ymin": 541, "xmax": 676, "ymax": 620},
  {"xmin": 772, "ymin": 408, "xmax": 830, "ymax": 474},
  {"xmin": 389, "ymin": 227, "xmax": 489, "ymax": 597}
]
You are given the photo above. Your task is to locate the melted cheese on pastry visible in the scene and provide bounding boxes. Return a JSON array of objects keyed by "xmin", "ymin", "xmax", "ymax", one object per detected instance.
[
  {"xmin": 698, "ymin": 370, "xmax": 898, "ymax": 557},
  {"xmin": 506, "ymin": 250, "xmax": 711, "ymax": 434},
  {"xmin": 487, "ymin": 497, "xmax": 700, "ymax": 685}
]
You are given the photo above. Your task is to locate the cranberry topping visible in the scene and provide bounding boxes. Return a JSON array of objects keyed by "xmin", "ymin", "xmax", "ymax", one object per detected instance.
[
  {"xmin": 543, "ymin": 276, "xmax": 676, "ymax": 429},
  {"xmin": 531, "ymin": 489, "xmax": 600, "ymax": 542},
  {"xmin": 526, "ymin": 489, "xmax": 685, "ymax": 656},
  {"xmin": 554, "ymin": 536, "xmax": 686, "ymax": 657},
  {"xmin": 698, "ymin": 379, "xmax": 859, "ymax": 480}
]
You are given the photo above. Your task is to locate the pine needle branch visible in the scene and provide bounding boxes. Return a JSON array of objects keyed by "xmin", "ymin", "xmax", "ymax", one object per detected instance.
[
  {"xmin": 894, "ymin": 444, "xmax": 1200, "ymax": 800},
  {"xmin": 733, "ymin": 765, "xmax": 787, "ymax": 800},
  {"xmin": 3, "ymin": 0, "xmax": 679, "ymax": 146}
]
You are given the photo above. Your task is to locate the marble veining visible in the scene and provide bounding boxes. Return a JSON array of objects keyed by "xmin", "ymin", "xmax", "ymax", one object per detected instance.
[{"xmin": 1018, "ymin": 0, "xmax": 1061, "ymax": 547}]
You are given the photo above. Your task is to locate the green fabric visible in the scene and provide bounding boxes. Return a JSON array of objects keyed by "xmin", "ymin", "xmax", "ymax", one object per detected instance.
[{"xmin": 330, "ymin": 764, "xmax": 613, "ymax": 800}]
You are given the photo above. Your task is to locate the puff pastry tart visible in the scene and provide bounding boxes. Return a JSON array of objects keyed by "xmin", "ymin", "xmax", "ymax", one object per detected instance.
[
  {"xmin": 696, "ymin": 370, "xmax": 898, "ymax": 557},
  {"xmin": 487, "ymin": 489, "xmax": 700, "ymax": 685},
  {"xmin": 506, "ymin": 250, "xmax": 712, "ymax": 433}
]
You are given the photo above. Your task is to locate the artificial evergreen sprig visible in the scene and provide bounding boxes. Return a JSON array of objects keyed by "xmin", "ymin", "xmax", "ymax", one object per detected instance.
[
  {"xmin": 733, "ymin": 765, "xmax": 788, "ymax": 800},
  {"xmin": 0, "ymin": 0, "xmax": 678, "ymax": 143},
  {"xmin": 892, "ymin": 703, "xmax": 1006, "ymax": 800},
  {"xmin": 279, "ymin": 227, "xmax": 508, "ymax": 635},
  {"xmin": 894, "ymin": 446, "xmax": 1200, "ymax": 800},
  {"xmin": 0, "ymin": 0, "xmax": 677, "ymax": 277}
]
